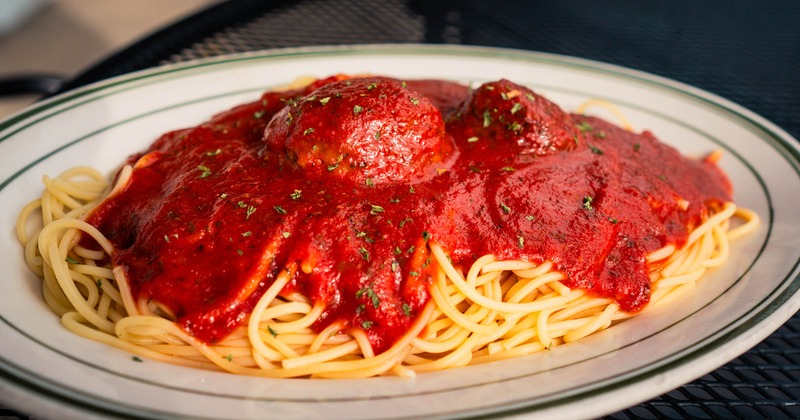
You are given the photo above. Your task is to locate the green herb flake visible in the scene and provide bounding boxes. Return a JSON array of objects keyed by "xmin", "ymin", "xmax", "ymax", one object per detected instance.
[
  {"xmin": 253, "ymin": 110, "xmax": 266, "ymax": 119},
  {"xmin": 356, "ymin": 284, "xmax": 380, "ymax": 308},
  {"xmin": 370, "ymin": 204, "xmax": 384, "ymax": 215},
  {"xmin": 583, "ymin": 196, "xmax": 594, "ymax": 210},
  {"xmin": 394, "ymin": 246, "xmax": 402, "ymax": 255},
  {"xmin": 319, "ymin": 97, "xmax": 331, "ymax": 105},
  {"xmin": 410, "ymin": 97, "xmax": 420, "ymax": 105},
  {"xmin": 402, "ymin": 303, "xmax": 412, "ymax": 317},
  {"xmin": 508, "ymin": 122, "xmax": 522, "ymax": 132},
  {"xmin": 132, "ymin": 356, "xmax": 143, "ymax": 362},
  {"xmin": 282, "ymin": 231, "xmax": 291, "ymax": 238},
  {"xmin": 525, "ymin": 214, "xmax": 536, "ymax": 221},
  {"xmin": 303, "ymin": 127, "xmax": 315, "ymax": 135},
  {"xmin": 365, "ymin": 178, "xmax": 374, "ymax": 187},
  {"xmin": 510, "ymin": 103, "xmax": 523, "ymax": 114},
  {"xmin": 163, "ymin": 235, "xmax": 170, "ymax": 243},
  {"xmin": 236, "ymin": 249, "xmax": 244, "ymax": 256},
  {"xmin": 422, "ymin": 231, "xmax": 431, "ymax": 241},
  {"xmin": 577, "ymin": 121, "xmax": 594, "ymax": 133},
  {"xmin": 500, "ymin": 202, "xmax": 511, "ymax": 214},
  {"xmin": 353, "ymin": 105, "xmax": 364, "ymax": 114},
  {"xmin": 467, "ymin": 136, "xmax": 479, "ymax": 143},
  {"xmin": 374, "ymin": 130, "xmax": 381, "ymax": 140},
  {"xmin": 482, "ymin": 110, "xmax": 492, "ymax": 128},
  {"xmin": 501, "ymin": 166, "xmax": 515, "ymax": 172},
  {"xmin": 361, "ymin": 320, "xmax": 374, "ymax": 329},
  {"xmin": 268, "ymin": 326, "xmax": 278, "ymax": 337},
  {"xmin": 237, "ymin": 201, "xmax": 248, "ymax": 208},
  {"xmin": 290, "ymin": 189, "xmax": 302, "ymax": 200},
  {"xmin": 65, "ymin": 256, "xmax": 80, "ymax": 264},
  {"xmin": 273, "ymin": 205, "xmax": 287, "ymax": 214},
  {"xmin": 590, "ymin": 145, "xmax": 604, "ymax": 155},
  {"xmin": 242, "ymin": 231, "xmax": 252, "ymax": 237},
  {"xmin": 391, "ymin": 261, "xmax": 400, "ymax": 272},
  {"xmin": 409, "ymin": 271, "xmax": 420, "ymax": 277},
  {"xmin": 205, "ymin": 148, "xmax": 222, "ymax": 156},
  {"xmin": 359, "ymin": 247, "xmax": 370, "ymax": 262},
  {"xmin": 633, "ymin": 143, "xmax": 641, "ymax": 152},
  {"xmin": 197, "ymin": 165, "xmax": 212, "ymax": 179},
  {"xmin": 224, "ymin": 354, "xmax": 233, "ymax": 362},
  {"xmin": 517, "ymin": 235, "xmax": 525, "ymax": 249},
  {"xmin": 367, "ymin": 82, "xmax": 378, "ymax": 90},
  {"xmin": 609, "ymin": 217, "xmax": 619, "ymax": 224}
]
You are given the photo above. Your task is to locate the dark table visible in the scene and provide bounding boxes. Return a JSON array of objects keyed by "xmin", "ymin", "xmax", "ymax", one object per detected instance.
[{"xmin": 6, "ymin": 1, "xmax": 800, "ymax": 418}]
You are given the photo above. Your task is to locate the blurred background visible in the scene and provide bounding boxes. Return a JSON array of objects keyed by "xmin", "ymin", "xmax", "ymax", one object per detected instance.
[{"xmin": 0, "ymin": 0, "xmax": 217, "ymax": 118}]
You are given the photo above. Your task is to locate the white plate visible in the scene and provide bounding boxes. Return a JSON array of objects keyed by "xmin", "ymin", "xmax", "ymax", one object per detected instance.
[{"xmin": 1, "ymin": 45, "xmax": 799, "ymax": 420}]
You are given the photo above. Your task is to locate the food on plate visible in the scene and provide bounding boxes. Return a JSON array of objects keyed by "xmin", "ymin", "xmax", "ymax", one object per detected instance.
[{"xmin": 17, "ymin": 74, "xmax": 758, "ymax": 378}]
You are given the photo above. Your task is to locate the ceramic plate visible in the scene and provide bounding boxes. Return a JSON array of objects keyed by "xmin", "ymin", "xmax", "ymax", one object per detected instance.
[{"xmin": 1, "ymin": 45, "xmax": 799, "ymax": 419}]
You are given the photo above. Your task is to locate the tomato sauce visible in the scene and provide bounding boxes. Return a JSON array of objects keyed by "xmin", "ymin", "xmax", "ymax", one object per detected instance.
[{"xmin": 87, "ymin": 76, "xmax": 731, "ymax": 352}]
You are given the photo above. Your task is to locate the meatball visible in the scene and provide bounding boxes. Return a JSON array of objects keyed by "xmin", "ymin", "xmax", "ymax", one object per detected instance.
[
  {"xmin": 453, "ymin": 79, "xmax": 580, "ymax": 156},
  {"xmin": 263, "ymin": 77, "xmax": 454, "ymax": 185}
]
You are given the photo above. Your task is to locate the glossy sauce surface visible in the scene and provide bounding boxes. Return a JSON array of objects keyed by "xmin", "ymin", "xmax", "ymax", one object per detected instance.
[{"xmin": 87, "ymin": 76, "xmax": 731, "ymax": 351}]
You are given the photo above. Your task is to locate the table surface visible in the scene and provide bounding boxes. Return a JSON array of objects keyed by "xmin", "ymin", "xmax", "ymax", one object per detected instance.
[{"xmin": 2, "ymin": 1, "xmax": 799, "ymax": 418}]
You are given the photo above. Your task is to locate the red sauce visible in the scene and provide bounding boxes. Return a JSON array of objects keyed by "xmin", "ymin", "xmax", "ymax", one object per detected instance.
[{"xmin": 87, "ymin": 76, "xmax": 731, "ymax": 352}]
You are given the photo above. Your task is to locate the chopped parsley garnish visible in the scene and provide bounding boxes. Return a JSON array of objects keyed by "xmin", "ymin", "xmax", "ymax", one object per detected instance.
[
  {"xmin": 365, "ymin": 178, "xmax": 374, "ymax": 187},
  {"xmin": 482, "ymin": 110, "xmax": 492, "ymax": 128},
  {"xmin": 589, "ymin": 145, "xmax": 604, "ymax": 155},
  {"xmin": 65, "ymin": 256, "xmax": 80, "ymax": 264},
  {"xmin": 409, "ymin": 271, "xmax": 420, "ymax": 277},
  {"xmin": 391, "ymin": 261, "xmax": 400, "ymax": 272},
  {"xmin": 197, "ymin": 165, "xmax": 212, "ymax": 179},
  {"xmin": 609, "ymin": 217, "xmax": 619, "ymax": 224},
  {"xmin": 303, "ymin": 127, "xmax": 315, "ymax": 135},
  {"xmin": 268, "ymin": 326, "xmax": 278, "ymax": 337},
  {"xmin": 359, "ymin": 247, "xmax": 371, "ymax": 261},
  {"xmin": 205, "ymin": 148, "xmax": 222, "ymax": 156},
  {"xmin": 253, "ymin": 110, "xmax": 266, "ymax": 119},
  {"xmin": 583, "ymin": 195, "xmax": 594, "ymax": 210},
  {"xmin": 367, "ymin": 82, "xmax": 378, "ymax": 90},
  {"xmin": 319, "ymin": 97, "xmax": 331, "ymax": 105},
  {"xmin": 273, "ymin": 205, "xmax": 287, "ymax": 214},
  {"xmin": 410, "ymin": 97, "xmax": 420, "ymax": 105},
  {"xmin": 633, "ymin": 143, "xmax": 641, "ymax": 152},
  {"xmin": 510, "ymin": 103, "xmax": 524, "ymax": 114},
  {"xmin": 422, "ymin": 231, "xmax": 431, "ymax": 241},
  {"xmin": 132, "ymin": 356, "xmax": 143, "ymax": 362},
  {"xmin": 353, "ymin": 105, "xmax": 364, "ymax": 114},
  {"xmin": 577, "ymin": 121, "xmax": 594, "ymax": 132},
  {"xmin": 236, "ymin": 249, "xmax": 244, "ymax": 256},
  {"xmin": 282, "ymin": 231, "xmax": 291, "ymax": 238},
  {"xmin": 242, "ymin": 231, "xmax": 252, "ymax": 237},
  {"xmin": 246, "ymin": 205, "xmax": 257, "ymax": 219},
  {"xmin": 467, "ymin": 136, "xmax": 479, "ymax": 143},
  {"xmin": 290, "ymin": 189, "xmax": 302, "ymax": 200},
  {"xmin": 370, "ymin": 204, "xmax": 384, "ymax": 215},
  {"xmin": 224, "ymin": 354, "xmax": 233, "ymax": 362},
  {"xmin": 356, "ymin": 284, "xmax": 380, "ymax": 308},
  {"xmin": 402, "ymin": 303, "xmax": 412, "ymax": 317},
  {"xmin": 361, "ymin": 320, "xmax": 374, "ymax": 329},
  {"xmin": 237, "ymin": 201, "xmax": 247, "ymax": 208},
  {"xmin": 501, "ymin": 166, "xmax": 515, "ymax": 172},
  {"xmin": 500, "ymin": 202, "xmax": 511, "ymax": 214},
  {"xmin": 517, "ymin": 235, "xmax": 525, "ymax": 249}
]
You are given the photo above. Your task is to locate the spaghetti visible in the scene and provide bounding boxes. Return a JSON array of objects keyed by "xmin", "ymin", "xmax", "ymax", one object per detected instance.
[{"xmin": 16, "ymin": 75, "xmax": 758, "ymax": 378}]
